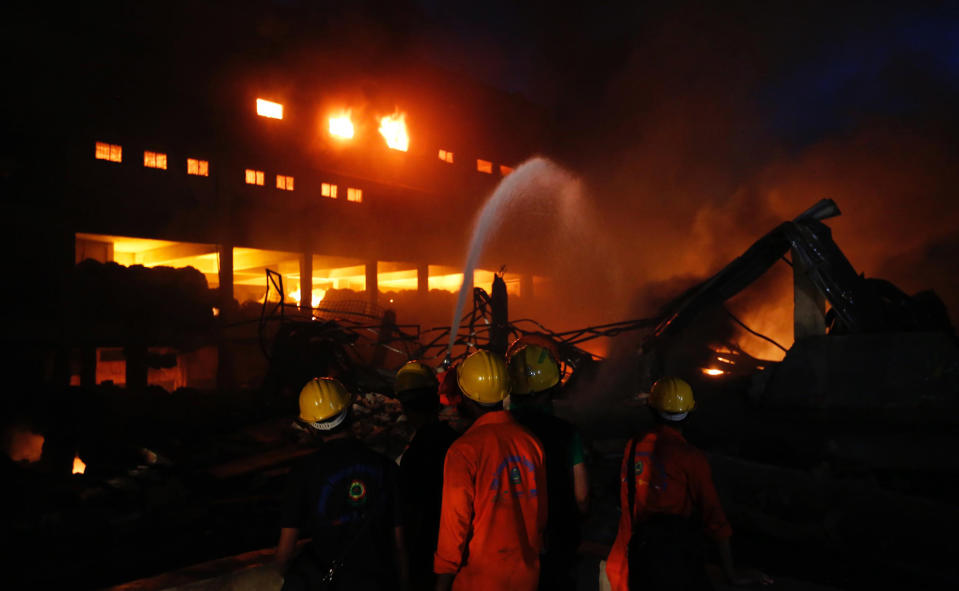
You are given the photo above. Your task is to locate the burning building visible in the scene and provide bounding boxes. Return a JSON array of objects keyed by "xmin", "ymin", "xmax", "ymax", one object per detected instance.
[{"xmin": 9, "ymin": 61, "xmax": 555, "ymax": 394}]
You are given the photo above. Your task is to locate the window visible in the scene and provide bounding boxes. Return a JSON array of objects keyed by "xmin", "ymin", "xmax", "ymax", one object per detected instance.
[
  {"xmin": 476, "ymin": 159, "xmax": 492, "ymax": 174},
  {"xmin": 321, "ymin": 183, "xmax": 338, "ymax": 199},
  {"xmin": 187, "ymin": 158, "xmax": 209, "ymax": 176},
  {"xmin": 256, "ymin": 98, "xmax": 283, "ymax": 119},
  {"xmin": 500, "ymin": 164, "xmax": 514, "ymax": 176},
  {"xmin": 276, "ymin": 175, "xmax": 294, "ymax": 191},
  {"xmin": 347, "ymin": 187, "xmax": 363, "ymax": 203},
  {"xmin": 95, "ymin": 142, "xmax": 122, "ymax": 163},
  {"xmin": 143, "ymin": 151, "xmax": 167, "ymax": 169},
  {"xmin": 438, "ymin": 149, "xmax": 454, "ymax": 163},
  {"xmin": 245, "ymin": 169, "xmax": 265, "ymax": 185}
]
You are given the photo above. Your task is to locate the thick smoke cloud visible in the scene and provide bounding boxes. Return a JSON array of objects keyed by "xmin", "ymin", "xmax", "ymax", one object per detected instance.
[{"xmin": 517, "ymin": 2, "xmax": 959, "ymax": 357}]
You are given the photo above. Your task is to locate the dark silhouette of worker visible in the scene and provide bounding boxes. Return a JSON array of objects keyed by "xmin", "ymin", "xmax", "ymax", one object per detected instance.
[
  {"xmin": 394, "ymin": 361, "xmax": 460, "ymax": 591},
  {"xmin": 507, "ymin": 341, "xmax": 589, "ymax": 591},
  {"xmin": 605, "ymin": 377, "xmax": 772, "ymax": 590},
  {"xmin": 275, "ymin": 377, "xmax": 408, "ymax": 591},
  {"xmin": 434, "ymin": 349, "xmax": 548, "ymax": 591}
]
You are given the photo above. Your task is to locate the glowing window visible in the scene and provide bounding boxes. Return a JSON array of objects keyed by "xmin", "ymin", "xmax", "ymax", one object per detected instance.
[
  {"xmin": 187, "ymin": 158, "xmax": 209, "ymax": 176},
  {"xmin": 276, "ymin": 175, "xmax": 294, "ymax": 191},
  {"xmin": 476, "ymin": 159, "xmax": 492, "ymax": 174},
  {"xmin": 329, "ymin": 111, "xmax": 354, "ymax": 139},
  {"xmin": 245, "ymin": 169, "xmax": 265, "ymax": 186},
  {"xmin": 500, "ymin": 165, "xmax": 514, "ymax": 176},
  {"xmin": 143, "ymin": 151, "xmax": 167, "ymax": 169},
  {"xmin": 438, "ymin": 149, "xmax": 454, "ymax": 163},
  {"xmin": 95, "ymin": 142, "xmax": 122, "ymax": 163},
  {"xmin": 347, "ymin": 187, "xmax": 363, "ymax": 203},
  {"xmin": 256, "ymin": 98, "xmax": 283, "ymax": 119},
  {"xmin": 378, "ymin": 112, "xmax": 409, "ymax": 151},
  {"xmin": 321, "ymin": 183, "xmax": 338, "ymax": 199}
]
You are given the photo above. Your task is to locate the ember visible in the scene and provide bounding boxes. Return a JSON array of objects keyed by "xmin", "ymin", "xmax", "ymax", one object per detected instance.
[{"xmin": 72, "ymin": 453, "xmax": 86, "ymax": 475}]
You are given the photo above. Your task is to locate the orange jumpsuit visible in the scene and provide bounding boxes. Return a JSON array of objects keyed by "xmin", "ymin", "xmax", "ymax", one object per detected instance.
[
  {"xmin": 605, "ymin": 424, "xmax": 732, "ymax": 591},
  {"xmin": 434, "ymin": 410, "xmax": 548, "ymax": 591}
]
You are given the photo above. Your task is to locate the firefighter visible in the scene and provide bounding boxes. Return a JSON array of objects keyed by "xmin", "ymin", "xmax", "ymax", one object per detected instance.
[
  {"xmin": 275, "ymin": 377, "xmax": 409, "ymax": 591},
  {"xmin": 507, "ymin": 342, "xmax": 589, "ymax": 591},
  {"xmin": 604, "ymin": 377, "xmax": 772, "ymax": 590},
  {"xmin": 434, "ymin": 349, "xmax": 548, "ymax": 591},
  {"xmin": 395, "ymin": 361, "xmax": 460, "ymax": 590}
]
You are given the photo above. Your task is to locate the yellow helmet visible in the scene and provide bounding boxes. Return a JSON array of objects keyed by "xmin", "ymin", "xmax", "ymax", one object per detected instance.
[
  {"xmin": 648, "ymin": 377, "xmax": 695, "ymax": 419},
  {"xmin": 395, "ymin": 361, "xmax": 438, "ymax": 394},
  {"xmin": 299, "ymin": 377, "xmax": 352, "ymax": 429},
  {"xmin": 457, "ymin": 350, "xmax": 510, "ymax": 405},
  {"xmin": 508, "ymin": 344, "xmax": 560, "ymax": 395}
]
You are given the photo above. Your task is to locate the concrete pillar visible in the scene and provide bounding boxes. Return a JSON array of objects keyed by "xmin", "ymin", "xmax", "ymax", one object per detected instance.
[
  {"xmin": 793, "ymin": 249, "xmax": 826, "ymax": 341},
  {"xmin": 124, "ymin": 344, "xmax": 147, "ymax": 394},
  {"xmin": 366, "ymin": 261, "xmax": 378, "ymax": 310},
  {"xmin": 417, "ymin": 264, "xmax": 429, "ymax": 296},
  {"xmin": 217, "ymin": 242, "xmax": 235, "ymax": 392},
  {"xmin": 300, "ymin": 251, "xmax": 312, "ymax": 308},
  {"xmin": 217, "ymin": 243, "xmax": 234, "ymax": 311},
  {"xmin": 80, "ymin": 346, "xmax": 97, "ymax": 388}
]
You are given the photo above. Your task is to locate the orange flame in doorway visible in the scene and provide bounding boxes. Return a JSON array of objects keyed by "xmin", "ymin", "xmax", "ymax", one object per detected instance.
[{"xmin": 72, "ymin": 454, "xmax": 86, "ymax": 474}]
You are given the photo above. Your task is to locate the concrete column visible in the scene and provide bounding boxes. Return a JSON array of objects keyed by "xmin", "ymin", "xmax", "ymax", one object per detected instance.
[
  {"xmin": 300, "ymin": 251, "xmax": 312, "ymax": 308},
  {"xmin": 417, "ymin": 264, "xmax": 429, "ymax": 296},
  {"xmin": 217, "ymin": 243, "xmax": 234, "ymax": 311},
  {"xmin": 216, "ymin": 242, "xmax": 235, "ymax": 392},
  {"xmin": 366, "ymin": 261, "xmax": 378, "ymax": 310},
  {"xmin": 793, "ymin": 249, "xmax": 826, "ymax": 341}
]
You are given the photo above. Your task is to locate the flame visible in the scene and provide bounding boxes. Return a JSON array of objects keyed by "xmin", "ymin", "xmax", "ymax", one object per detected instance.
[
  {"xmin": 701, "ymin": 368, "xmax": 725, "ymax": 377},
  {"xmin": 329, "ymin": 110, "xmax": 354, "ymax": 139},
  {"xmin": 7, "ymin": 427, "xmax": 43, "ymax": 463},
  {"xmin": 715, "ymin": 356, "xmax": 734, "ymax": 365},
  {"xmin": 72, "ymin": 453, "xmax": 86, "ymax": 474},
  {"xmin": 256, "ymin": 98, "xmax": 283, "ymax": 119},
  {"xmin": 378, "ymin": 112, "xmax": 409, "ymax": 151},
  {"xmin": 290, "ymin": 288, "xmax": 327, "ymax": 308}
]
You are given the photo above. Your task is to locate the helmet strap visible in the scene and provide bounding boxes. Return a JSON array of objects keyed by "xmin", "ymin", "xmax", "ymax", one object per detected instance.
[{"xmin": 305, "ymin": 408, "xmax": 350, "ymax": 431}]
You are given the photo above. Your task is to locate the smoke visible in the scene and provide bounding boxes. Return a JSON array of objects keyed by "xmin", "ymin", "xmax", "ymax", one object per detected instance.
[{"xmin": 534, "ymin": 3, "xmax": 959, "ymax": 359}]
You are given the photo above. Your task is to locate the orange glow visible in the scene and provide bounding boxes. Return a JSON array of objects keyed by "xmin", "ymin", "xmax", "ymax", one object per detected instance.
[
  {"xmin": 95, "ymin": 142, "xmax": 122, "ymax": 162},
  {"xmin": 276, "ymin": 175, "xmax": 294, "ymax": 191},
  {"xmin": 439, "ymin": 149, "xmax": 454, "ymax": 163},
  {"xmin": 187, "ymin": 158, "xmax": 209, "ymax": 176},
  {"xmin": 716, "ymin": 356, "xmax": 734, "ymax": 365},
  {"xmin": 76, "ymin": 233, "xmax": 221, "ymax": 289},
  {"xmin": 347, "ymin": 187, "xmax": 363, "ymax": 203},
  {"xmin": 290, "ymin": 287, "xmax": 327, "ymax": 308},
  {"xmin": 245, "ymin": 169, "xmax": 265, "ymax": 185},
  {"xmin": 378, "ymin": 112, "xmax": 409, "ymax": 151},
  {"xmin": 212, "ymin": 307, "xmax": 220, "ymax": 317},
  {"xmin": 321, "ymin": 183, "xmax": 338, "ymax": 198},
  {"xmin": 500, "ymin": 165, "xmax": 514, "ymax": 175},
  {"xmin": 72, "ymin": 454, "xmax": 86, "ymax": 474},
  {"xmin": 256, "ymin": 98, "xmax": 283, "ymax": 119},
  {"xmin": 7, "ymin": 427, "xmax": 43, "ymax": 463},
  {"xmin": 476, "ymin": 159, "xmax": 492, "ymax": 174},
  {"xmin": 329, "ymin": 110, "xmax": 355, "ymax": 139},
  {"xmin": 143, "ymin": 151, "xmax": 167, "ymax": 169},
  {"xmin": 701, "ymin": 368, "xmax": 725, "ymax": 377}
]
